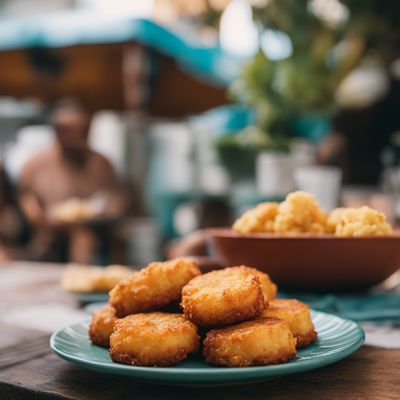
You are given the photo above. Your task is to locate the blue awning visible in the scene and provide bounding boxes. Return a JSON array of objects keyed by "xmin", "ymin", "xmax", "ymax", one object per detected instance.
[{"xmin": 0, "ymin": 10, "xmax": 242, "ymax": 86}]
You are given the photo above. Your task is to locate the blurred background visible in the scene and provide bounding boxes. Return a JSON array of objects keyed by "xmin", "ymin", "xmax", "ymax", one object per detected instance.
[{"xmin": 0, "ymin": 0, "xmax": 400, "ymax": 266}]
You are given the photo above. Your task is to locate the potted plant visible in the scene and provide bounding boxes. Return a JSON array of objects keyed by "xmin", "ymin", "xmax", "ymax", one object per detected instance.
[{"xmin": 216, "ymin": 0, "xmax": 400, "ymax": 188}]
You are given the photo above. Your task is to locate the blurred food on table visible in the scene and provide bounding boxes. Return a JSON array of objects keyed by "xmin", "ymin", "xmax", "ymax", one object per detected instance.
[
  {"xmin": 61, "ymin": 264, "xmax": 133, "ymax": 293},
  {"xmin": 50, "ymin": 198, "xmax": 101, "ymax": 223}
]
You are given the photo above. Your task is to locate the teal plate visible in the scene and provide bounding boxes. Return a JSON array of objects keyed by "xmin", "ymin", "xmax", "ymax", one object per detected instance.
[
  {"xmin": 50, "ymin": 311, "xmax": 364, "ymax": 386},
  {"xmin": 71, "ymin": 292, "xmax": 109, "ymax": 304},
  {"xmin": 84, "ymin": 302, "xmax": 108, "ymax": 314}
]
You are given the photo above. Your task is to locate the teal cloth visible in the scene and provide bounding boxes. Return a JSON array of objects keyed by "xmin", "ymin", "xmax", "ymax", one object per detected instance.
[{"xmin": 280, "ymin": 292, "xmax": 400, "ymax": 325}]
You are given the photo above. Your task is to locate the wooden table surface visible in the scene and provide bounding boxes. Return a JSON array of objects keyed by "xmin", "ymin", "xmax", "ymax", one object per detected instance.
[{"xmin": 0, "ymin": 262, "xmax": 399, "ymax": 400}]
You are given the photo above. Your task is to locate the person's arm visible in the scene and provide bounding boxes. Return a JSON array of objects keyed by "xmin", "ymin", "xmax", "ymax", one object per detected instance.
[{"xmin": 18, "ymin": 164, "xmax": 49, "ymax": 229}]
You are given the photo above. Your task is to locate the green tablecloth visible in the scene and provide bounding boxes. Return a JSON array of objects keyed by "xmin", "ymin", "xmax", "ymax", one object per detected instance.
[{"xmin": 281, "ymin": 292, "xmax": 400, "ymax": 325}]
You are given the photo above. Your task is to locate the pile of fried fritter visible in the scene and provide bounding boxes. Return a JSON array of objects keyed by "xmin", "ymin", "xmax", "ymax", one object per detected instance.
[
  {"xmin": 233, "ymin": 191, "xmax": 393, "ymax": 237},
  {"xmin": 88, "ymin": 258, "xmax": 317, "ymax": 367}
]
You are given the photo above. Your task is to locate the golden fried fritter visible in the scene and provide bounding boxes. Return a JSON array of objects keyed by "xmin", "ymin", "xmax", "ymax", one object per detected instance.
[
  {"xmin": 109, "ymin": 258, "xmax": 201, "ymax": 317},
  {"xmin": 232, "ymin": 202, "xmax": 279, "ymax": 233},
  {"xmin": 274, "ymin": 191, "xmax": 328, "ymax": 234},
  {"xmin": 335, "ymin": 206, "xmax": 393, "ymax": 237},
  {"xmin": 203, "ymin": 317, "xmax": 297, "ymax": 367},
  {"xmin": 261, "ymin": 299, "xmax": 317, "ymax": 348},
  {"xmin": 240, "ymin": 266, "xmax": 277, "ymax": 302},
  {"xmin": 181, "ymin": 266, "xmax": 265, "ymax": 327},
  {"xmin": 109, "ymin": 312, "xmax": 199, "ymax": 367},
  {"xmin": 88, "ymin": 305, "xmax": 117, "ymax": 347}
]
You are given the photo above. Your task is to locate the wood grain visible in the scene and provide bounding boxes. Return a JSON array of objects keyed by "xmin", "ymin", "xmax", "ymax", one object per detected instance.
[{"xmin": 0, "ymin": 347, "xmax": 399, "ymax": 400}]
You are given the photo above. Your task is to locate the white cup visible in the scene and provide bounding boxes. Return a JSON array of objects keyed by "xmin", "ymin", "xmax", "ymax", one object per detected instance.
[
  {"xmin": 294, "ymin": 166, "xmax": 342, "ymax": 211},
  {"xmin": 256, "ymin": 152, "xmax": 295, "ymax": 197}
]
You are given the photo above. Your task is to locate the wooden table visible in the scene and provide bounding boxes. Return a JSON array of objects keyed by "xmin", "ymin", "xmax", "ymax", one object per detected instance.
[{"xmin": 0, "ymin": 262, "xmax": 399, "ymax": 400}]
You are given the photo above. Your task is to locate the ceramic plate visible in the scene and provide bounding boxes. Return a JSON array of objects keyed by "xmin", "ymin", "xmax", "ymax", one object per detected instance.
[
  {"xmin": 83, "ymin": 302, "xmax": 108, "ymax": 314},
  {"xmin": 50, "ymin": 310, "xmax": 364, "ymax": 386},
  {"xmin": 71, "ymin": 292, "xmax": 109, "ymax": 304}
]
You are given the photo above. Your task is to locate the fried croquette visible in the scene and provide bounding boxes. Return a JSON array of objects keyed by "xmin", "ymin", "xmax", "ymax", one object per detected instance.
[
  {"xmin": 181, "ymin": 266, "xmax": 265, "ymax": 327},
  {"xmin": 274, "ymin": 191, "xmax": 328, "ymax": 234},
  {"xmin": 110, "ymin": 258, "xmax": 201, "ymax": 317},
  {"xmin": 261, "ymin": 299, "xmax": 317, "ymax": 348},
  {"xmin": 335, "ymin": 206, "xmax": 393, "ymax": 237},
  {"xmin": 326, "ymin": 207, "xmax": 357, "ymax": 233},
  {"xmin": 203, "ymin": 317, "xmax": 297, "ymax": 367},
  {"xmin": 232, "ymin": 202, "xmax": 279, "ymax": 233},
  {"xmin": 240, "ymin": 266, "xmax": 277, "ymax": 301},
  {"xmin": 88, "ymin": 305, "xmax": 117, "ymax": 347},
  {"xmin": 109, "ymin": 312, "xmax": 199, "ymax": 367}
]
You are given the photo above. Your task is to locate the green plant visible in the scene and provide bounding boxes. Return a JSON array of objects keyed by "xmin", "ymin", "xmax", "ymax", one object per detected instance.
[
  {"xmin": 216, "ymin": 1, "xmax": 400, "ymax": 179},
  {"xmin": 231, "ymin": 0, "xmax": 400, "ymax": 144}
]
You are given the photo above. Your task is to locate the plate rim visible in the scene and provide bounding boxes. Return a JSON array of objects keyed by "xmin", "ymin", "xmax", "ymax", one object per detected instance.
[{"xmin": 50, "ymin": 310, "xmax": 365, "ymax": 382}]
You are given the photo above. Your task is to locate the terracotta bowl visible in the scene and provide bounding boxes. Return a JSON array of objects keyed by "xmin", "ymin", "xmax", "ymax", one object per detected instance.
[{"xmin": 207, "ymin": 228, "xmax": 400, "ymax": 292}]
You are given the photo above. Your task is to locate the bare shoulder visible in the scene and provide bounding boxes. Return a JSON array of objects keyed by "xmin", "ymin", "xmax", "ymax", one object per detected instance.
[{"xmin": 20, "ymin": 147, "xmax": 56, "ymax": 183}]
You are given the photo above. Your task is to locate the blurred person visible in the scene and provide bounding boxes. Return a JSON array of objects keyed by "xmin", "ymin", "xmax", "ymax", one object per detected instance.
[{"xmin": 18, "ymin": 99, "xmax": 129, "ymax": 264}]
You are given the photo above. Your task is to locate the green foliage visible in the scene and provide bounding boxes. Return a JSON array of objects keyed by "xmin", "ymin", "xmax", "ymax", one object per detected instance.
[
  {"xmin": 216, "ymin": 0, "xmax": 400, "ymax": 178},
  {"xmin": 233, "ymin": 0, "xmax": 400, "ymax": 140}
]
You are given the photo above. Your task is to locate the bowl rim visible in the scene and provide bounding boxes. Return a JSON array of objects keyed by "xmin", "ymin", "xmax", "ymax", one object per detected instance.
[{"xmin": 206, "ymin": 227, "xmax": 400, "ymax": 240}]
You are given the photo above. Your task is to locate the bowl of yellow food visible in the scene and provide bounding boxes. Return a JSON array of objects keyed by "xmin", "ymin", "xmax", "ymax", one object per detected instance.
[{"xmin": 208, "ymin": 191, "xmax": 400, "ymax": 292}]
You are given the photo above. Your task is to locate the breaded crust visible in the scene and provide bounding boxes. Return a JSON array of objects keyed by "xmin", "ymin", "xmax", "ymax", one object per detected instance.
[
  {"xmin": 237, "ymin": 266, "xmax": 277, "ymax": 302},
  {"xmin": 181, "ymin": 266, "xmax": 265, "ymax": 327},
  {"xmin": 109, "ymin": 312, "xmax": 199, "ymax": 367},
  {"xmin": 262, "ymin": 299, "xmax": 317, "ymax": 348},
  {"xmin": 203, "ymin": 317, "xmax": 297, "ymax": 367},
  {"xmin": 109, "ymin": 258, "xmax": 201, "ymax": 317},
  {"xmin": 88, "ymin": 305, "xmax": 117, "ymax": 347}
]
